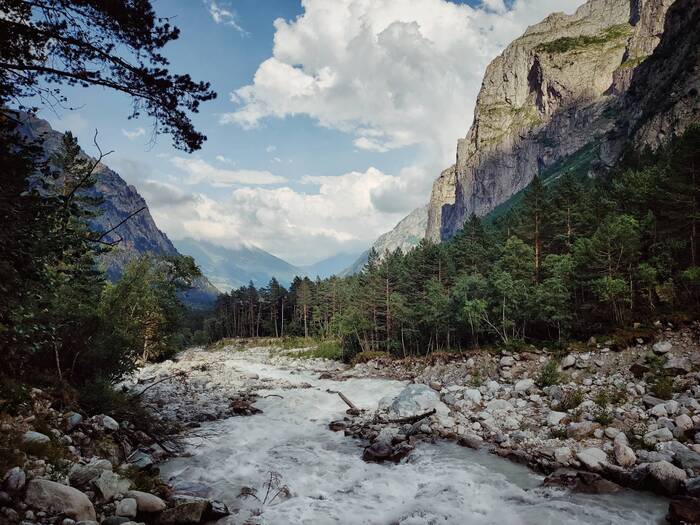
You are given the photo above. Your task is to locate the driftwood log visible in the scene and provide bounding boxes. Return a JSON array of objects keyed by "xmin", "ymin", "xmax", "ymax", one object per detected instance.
[
  {"xmin": 336, "ymin": 391, "xmax": 361, "ymax": 415},
  {"xmin": 379, "ymin": 408, "xmax": 436, "ymax": 425}
]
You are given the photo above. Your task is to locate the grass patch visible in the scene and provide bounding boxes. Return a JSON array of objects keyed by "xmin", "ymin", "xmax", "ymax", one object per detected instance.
[
  {"xmin": 560, "ymin": 388, "xmax": 585, "ymax": 411},
  {"xmin": 536, "ymin": 24, "xmax": 631, "ymax": 54},
  {"xmin": 284, "ymin": 340, "xmax": 343, "ymax": 360}
]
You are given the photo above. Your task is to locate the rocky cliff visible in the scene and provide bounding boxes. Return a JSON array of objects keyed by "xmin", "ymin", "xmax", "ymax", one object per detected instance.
[
  {"xmin": 343, "ymin": 205, "xmax": 428, "ymax": 275},
  {"xmin": 427, "ymin": 0, "xmax": 698, "ymax": 241},
  {"xmin": 16, "ymin": 112, "xmax": 219, "ymax": 307}
]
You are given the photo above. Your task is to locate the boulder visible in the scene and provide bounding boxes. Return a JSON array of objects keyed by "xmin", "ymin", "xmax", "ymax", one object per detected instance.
[
  {"xmin": 685, "ymin": 476, "xmax": 700, "ymax": 497},
  {"xmin": 644, "ymin": 427, "xmax": 674, "ymax": 447},
  {"xmin": 577, "ymin": 448, "xmax": 608, "ymax": 471},
  {"xmin": 362, "ymin": 442, "xmax": 411, "ymax": 463},
  {"xmin": 646, "ymin": 461, "xmax": 687, "ymax": 495},
  {"xmin": 127, "ymin": 450, "xmax": 154, "ymax": 471},
  {"xmin": 115, "ymin": 498, "xmax": 137, "ymax": 518},
  {"xmin": 561, "ymin": 355, "xmax": 576, "ymax": 369},
  {"xmin": 653, "ymin": 341, "xmax": 672, "ymax": 354},
  {"xmin": 546, "ymin": 411, "xmax": 568, "ymax": 426},
  {"xmin": 64, "ymin": 412, "xmax": 83, "ymax": 432},
  {"xmin": 98, "ymin": 415, "xmax": 119, "ymax": 431},
  {"xmin": 554, "ymin": 447, "xmax": 572, "ymax": 464},
  {"xmin": 673, "ymin": 447, "xmax": 700, "ymax": 474},
  {"xmin": 158, "ymin": 497, "xmax": 209, "ymax": 524},
  {"xmin": 387, "ymin": 384, "xmax": 445, "ymax": 418},
  {"xmin": 650, "ymin": 404, "xmax": 668, "ymax": 418},
  {"xmin": 124, "ymin": 491, "xmax": 166, "ymax": 513},
  {"xmin": 513, "ymin": 378, "xmax": 534, "ymax": 394},
  {"xmin": 544, "ymin": 469, "xmax": 620, "ymax": 494},
  {"xmin": 462, "ymin": 389, "xmax": 482, "ymax": 404},
  {"xmin": 457, "ymin": 433, "xmax": 483, "ymax": 450},
  {"xmin": 93, "ymin": 471, "xmax": 131, "ymax": 501},
  {"xmin": 25, "ymin": 479, "xmax": 96, "ymax": 522},
  {"xmin": 499, "ymin": 356, "xmax": 514, "ymax": 367},
  {"xmin": 23, "ymin": 431, "xmax": 50, "ymax": 444},
  {"xmin": 2, "ymin": 467, "xmax": 26, "ymax": 492},
  {"xmin": 206, "ymin": 500, "xmax": 230, "ymax": 521},
  {"xmin": 675, "ymin": 414, "xmax": 693, "ymax": 432},
  {"xmin": 566, "ymin": 421, "xmax": 600, "ymax": 439},
  {"xmin": 69, "ymin": 459, "xmax": 112, "ymax": 487},
  {"xmin": 613, "ymin": 441, "xmax": 637, "ymax": 468},
  {"xmin": 101, "ymin": 517, "xmax": 131, "ymax": 525},
  {"xmin": 667, "ymin": 497, "xmax": 700, "ymax": 525},
  {"xmin": 664, "ymin": 357, "xmax": 692, "ymax": 376}
]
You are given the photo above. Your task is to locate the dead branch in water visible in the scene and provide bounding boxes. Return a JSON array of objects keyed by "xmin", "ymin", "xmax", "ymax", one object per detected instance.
[
  {"xmin": 337, "ymin": 391, "xmax": 360, "ymax": 414},
  {"xmin": 379, "ymin": 408, "xmax": 436, "ymax": 425}
]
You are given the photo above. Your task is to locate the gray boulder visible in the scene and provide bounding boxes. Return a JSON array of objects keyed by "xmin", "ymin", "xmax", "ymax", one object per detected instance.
[
  {"xmin": 387, "ymin": 384, "xmax": 445, "ymax": 418},
  {"xmin": 158, "ymin": 497, "xmax": 209, "ymax": 524},
  {"xmin": 646, "ymin": 460, "xmax": 687, "ymax": 495},
  {"xmin": 24, "ymin": 479, "xmax": 96, "ymax": 522},
  {"xmin": 69, "ymin": 460, "xmax": 112, "ymax": 488},
  {"xmin": 124, "ymin": 490, "xmax": 166, "ymax": 513},
  {"xmin": 653, "ymin": 341, "xmax": 672, "ymax": 354},
  {"xmin": 93, "ymin": 471, "xmax": 131, "ymax": 501},
  {"xmin": 23, "ymin": 431, "xmax": 50, "ymax": 444},
  {"xmin": 3, "ymin": 467, "xmax": 26, "ymax": 492},
  {"xmin": 115, "ymin": 498, "xmax": 137, "ymax": 518}
]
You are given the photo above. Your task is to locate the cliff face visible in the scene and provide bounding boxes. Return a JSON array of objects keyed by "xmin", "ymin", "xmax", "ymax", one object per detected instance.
[
  {"xmin": 16, "ymin": 112, "xmax": 218, "ymax": 306},
  {"xmin": 428, "ymin": 0, "xmax": 697, "ymax": 240}
]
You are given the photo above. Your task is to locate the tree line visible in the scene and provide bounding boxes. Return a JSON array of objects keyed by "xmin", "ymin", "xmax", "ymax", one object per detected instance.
[{"xmin": 203, "ymin": 127, "xmax": 700, "ymax": 359}]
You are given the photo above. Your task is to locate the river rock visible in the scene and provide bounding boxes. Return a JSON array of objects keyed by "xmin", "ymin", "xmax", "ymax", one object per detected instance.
[
  {"xmin": 64, "ymin": 412, "xmax": 83, "ymax": 432},
  {"xmin": 674, "ymin": 447, "xmax": 700, "ymax": 474},
  {"xmin": 554, "ymin": 447, "xmax": 572, "ymax": 464},
  {"xmin": 653, "ymin": 341, "xmax": 672, "ymax": 354},
  {"xmin": 387, "ymin": 384, "xmax": 445, "ymax": 418},
  {"xmin": 514, "ymin": 379, "xmax": 534, "ymax": 394},
  {"xmin": 362, "ymin": 442, "xmax": 410, "ymax": 463},
  {"xmin": 650, "ymin": 404, "xmax": 668, "ymax": 418},
  {"xmin": 97, "ymin": 415, "xmax": 119, "ymax": 431},
  {"xmin": 561, "ymin": 355, "xmax": 575, "ymax": 369},
  {"xmin": 614, "ymin": 441, "xmax": 636, "ymax": 468},
  {"xmin": 3, "ymin": 467, "xmax": 26, "ymax": 492},
  {"xmin": 644, "ymin": 428, "xmax": 674, "ymax": 447},
  {"xmin": 23, "ymin": 431, "xmax": 50, "ymax": 444},
  {"xmin": 667, "ymin": 496, "xmax": 700, "ymax": 524},
  {"xmin": 675, "ymin": 414, "xmax": 693, "ymax": 432},
  {"xmin": 463, "ymin": 389, "xmax": 482, "ymax": 404},
  {"xmin": 457, "ymin": 433, "xmax": 483, "ymax": 450},
  {"xmin": 94, "ymin": 471, "xmax": 131, "ymax": 501},
  {"xmin": 158, "ymin": 497, "xmax": 209, "ymax": 524},
  {"xmin": 647, "ymin": 461, "xmax": 687, "ymax": 495},
  {"xmin": 69, "ymin": 459, "xmax": 112, "ymax": 487},
  {"xmin": 499, "ymin": 356, "xmax": 514, "ymax": 367},
  {"xmin": 544, "ymin": 469, "xmax": 620, "ymax": 494},
  {"xmin": 124, "ymin": 491, "xmax": 166, "ymax": 513},
  {"xmin": 567, "ymin": 421, "xmax": 599, "ymax": 439},
  {"xmin": 577, "ymin": 448, "xmax": 608, "ymax": 471},
  {"xmin": 127, "ymin": 450, "xmax": 154, "ymax": 470},
  {"xmin": 115, "ymin": 498, "xmax": 137, "ymax": 518},
  {"xmin": 25, "ymin": 479, "xmax": 96, "ymax": 522},
  {"xmin": 664, "ymin": 357, "xmax": 692, "ymax": 376},
  {"xmin": 547, "ymin": 411, "xmax": 567, "ymax": 426},
  {"xmin": 206, "ymin": 500, "xmax": 230, "ymax": 520}
]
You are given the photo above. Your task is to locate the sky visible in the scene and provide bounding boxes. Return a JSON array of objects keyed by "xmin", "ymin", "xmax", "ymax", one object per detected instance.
[{"xmin": 41, "ymin": 0, "xmax": 584, "ymax": 266}]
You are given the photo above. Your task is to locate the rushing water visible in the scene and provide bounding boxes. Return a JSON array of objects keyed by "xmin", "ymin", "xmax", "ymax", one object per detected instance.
[{"xmin": 160, "ymin": 355, "xmax": 668, "ymax": 524}]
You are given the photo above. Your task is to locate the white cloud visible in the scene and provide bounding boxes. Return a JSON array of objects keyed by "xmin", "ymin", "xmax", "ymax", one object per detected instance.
[
  {"xmin": 215, "ymin": 155, "xmax": 235, "ymax": 164},
  {"xmin": 206, "ymin": 1, "xmax": 246, "ymax": 34},
  {"xmin": 265, "ymin": 145, "xmax": 277, "ymax": 153},
  {"xmin": 170, "ymin": 156, "xmax": 286, "ymax": 186},
  {"xmin": 222, "ymin": 0, "xmax": 584, "ymax": 166},
  {"xmin": 122, "ymin": 127, "xmax": 146, "ymax": 140},
  {"xmin": 145, "ymin": 167, "xmax": 416, "ymax": 265}
]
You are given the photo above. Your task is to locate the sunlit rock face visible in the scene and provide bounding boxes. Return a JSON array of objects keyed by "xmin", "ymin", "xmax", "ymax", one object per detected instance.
[{"xmin": 427, "ymin": 0, "xmax": 698, "ymax": 240}]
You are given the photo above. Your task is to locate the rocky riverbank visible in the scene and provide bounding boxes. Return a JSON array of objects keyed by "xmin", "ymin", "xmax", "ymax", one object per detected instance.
[{"xmin": 3, "ymin": 324, "xmax": 699, "ymax": 524}]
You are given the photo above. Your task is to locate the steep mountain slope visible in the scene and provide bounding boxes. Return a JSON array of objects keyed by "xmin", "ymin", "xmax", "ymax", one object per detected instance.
[
  {"xmin": 16, "ymin": 112, "xmax": 219, "ymax": 307},
  {"xmin": 427, "ymin": 0, "xmax": 698, "ymax": 241},
  {"xmin": 343, "ymin": 205, "xmax": 428, "ymax": 275},
  {"xmin": 302, "ymin": 252, "xmax": 362, "ymax": 279},
  {"xmin": 174, "ymin": 238, "xmax": 304, "ymax": 291}
]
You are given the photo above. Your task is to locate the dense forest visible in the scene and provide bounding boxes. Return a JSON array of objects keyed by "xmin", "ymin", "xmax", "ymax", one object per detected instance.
[{"xmin": 204, "ymin": 127, "xmax": 700, "ymax": 359}]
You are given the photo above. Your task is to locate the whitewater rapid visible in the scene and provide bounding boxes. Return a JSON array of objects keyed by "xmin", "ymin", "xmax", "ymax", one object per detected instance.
[{"xmin": 159, "ymin": 353, "xmax": 667, "ymax": 524}]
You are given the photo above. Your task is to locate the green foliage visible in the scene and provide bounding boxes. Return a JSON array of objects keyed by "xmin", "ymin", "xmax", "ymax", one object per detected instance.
[
  {"xmin": 537, "ymin": 359, "xmax": 562, "ymax": 387},
  {"xmin": 536, "ymin": 24, "xmax": 632, "ymax": 54},
  {"xmin": 593, "ymin": 404, "xmax": 614, "ymax": 425},
  {"xmin": 649, "ymin": 375, "xmax": 675, "ymax": 400},
  {"xmin": 201, "ymin": 126, "xmax": 700, "ymax": 360},
  {"xmin": 285, "ymin": 340, "xmax": 343, "ymax": 360}
]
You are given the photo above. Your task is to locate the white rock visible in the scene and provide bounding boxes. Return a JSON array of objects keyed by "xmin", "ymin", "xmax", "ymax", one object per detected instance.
[
  {"xmin": 98, "ymin": 415, "xmax": 119, "ymax": 431},
  {"xmin": 561, "ymin": 355, "xmax": 576, "ymax": 369},
  {"xmin": 613, "ymin": 441, "xmax": 636, "ymax": 467},
  {"xmin": 24, "ymin": 480, "xmax": 96, "ymax": 522},
  {"xmin": 546, "ymin": 411, "xmax": 568, "ymax": 426},
  {"xmin": 463, "ymin": 389, "xmax": 482, "ymax": 404},
  {"xmin": 554, "ymin": 447, "xmax": 572, "ymax": 464},
  {"xmin": 94, "ymin": 471, "xmax": 131, "ymax": 501},
  {"xmin": 387, "ymin": 384, "xmax": 446, "ymax": 418},
  {"xmin": 576, "ymin": 448, "xmax": 607, "ymax": 470},
  {"xmin": 500, "ymin": 356, "xmax": 515, "ymax": 367},
  {"xmin": 647, "ymin": 460, "xmax": 687, "ymax": 494},
  {"xmin": 485, "ymin": 399, "xmax": 511, "ymax": 412},
  {"xmin": 116, "ymin": 498, "xmax": 137, "ymax": 518},
  {"xmin": 644, "ymin": 427, "xmax": 674, "ymax": 446},
  {"xmin": 652, "ymin": 341, "xmax": 672, "ymax": 354},
  {"xmin": 650, "ymin": 404, "xmax": 668, "ymax": 418},
  {"xmin": 514, "ymin": 378, "xmax": 534, "ymax": 394},
  {"xmin": 665, "ymin": 400, "xmax": 679, "ymax": 415},
  {"xmin": 605, "ymin": 427, "xmax": 621, "ymax": 439}
]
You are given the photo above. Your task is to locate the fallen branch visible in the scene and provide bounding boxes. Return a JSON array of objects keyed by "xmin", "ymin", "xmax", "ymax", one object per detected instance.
[
  {"xmin": 337, "ymin": 391, "xmax": 359, "ymax": 412},
  {"xmin": 380, "ymin": 408, "xmax": 436, "ymax": 425},
  {"xmin": 263, "ymin": 394, "xmax": 283, "ymax": 399},
  {"xmin": 133, "ymin": 371, "xmax": 186, "ymax": 399}
]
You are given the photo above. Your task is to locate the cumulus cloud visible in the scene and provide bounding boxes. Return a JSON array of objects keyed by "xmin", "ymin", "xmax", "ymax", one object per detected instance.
[
  {"xmin": 223, "ymin": 0, "xmax": 584, "ymax": 165},
  {"xmin": 122, "ymin": 127, "xmax": 146, "ymax": 140},
  {"xmin": 170, "ymin": 156, "xmax": 286, "ymax": 186},
  {"xmin": 206, "ymin": 1, "xmax": 246, "ymax": 34},
  {"xmin": 143, "ymin": 167, "xmax": 414, "ymax": 264}
]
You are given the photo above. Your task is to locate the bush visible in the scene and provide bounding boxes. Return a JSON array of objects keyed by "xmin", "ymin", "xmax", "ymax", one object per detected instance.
[
  {"xmin": 650, "ymin": 375, "xmax": 675, "ymax": 400},
  {"xmin": 286, "ymin": 340, "xmax": 343, "ymax": 360},
  {"xmin": 593, "ymin": 405, "xmax": 614, "ymax": 425},
  {"xmin": 560, "ymin": 388, "xmax": 585, "ymax": 410},
  {"xmin": 536, "ymin": 359, "xmax": 562, "ymax": 387}
]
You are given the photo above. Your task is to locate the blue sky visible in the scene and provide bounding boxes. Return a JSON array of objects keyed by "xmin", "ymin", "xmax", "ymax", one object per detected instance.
[{"xmin": 40, "ymin": 0, "xmax": 583, "ymax": 265}]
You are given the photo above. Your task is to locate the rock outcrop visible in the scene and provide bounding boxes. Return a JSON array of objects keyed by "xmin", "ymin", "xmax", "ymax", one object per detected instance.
[{"xmin": 427, "ymin": 0, "xmax": 699, "ymax": 240}]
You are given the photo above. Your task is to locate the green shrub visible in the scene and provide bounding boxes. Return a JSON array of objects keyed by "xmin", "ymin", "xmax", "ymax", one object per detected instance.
[
  {"xmin": 536, "ymin": 24, "xmax": 631, "ymax": 54},
  {"xmin": 536, "ymin": 359, "xmax": 562, "ymax": 387},
  {"xmin": 549, "ymin": 425, "xmax": 568, "ymax": 439},
  {"xmin": 593, "ymin": 405, "xmax": 614, "ymax": 425},
  {"xmin": 285, "ymin": 340, "xmax": 343, "ymax": 360},
  {"xmin": 560, "ymin": 388, "xmax": 585, "ymax": 411},
  {"xmin": 650, "ymin": 375, "xmax": 674, "ymax": 400}
]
